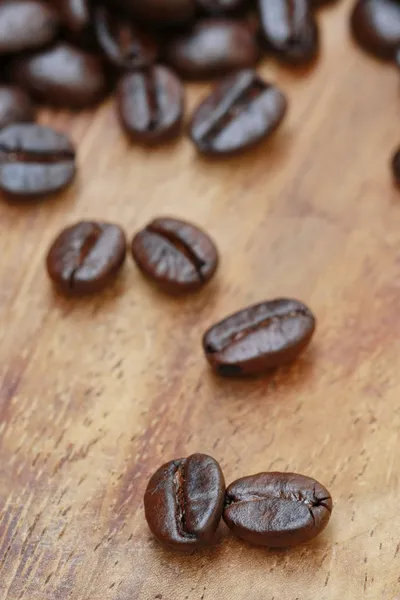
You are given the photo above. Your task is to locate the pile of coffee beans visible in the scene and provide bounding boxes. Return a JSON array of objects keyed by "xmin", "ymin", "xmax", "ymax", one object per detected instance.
[
  {"xmin": 144, "ymin": 453, "xmax": 333, "ymax": 551},
  {"xmin": 0, "ymin": 0, "xmax": 398, "ymax": 186}
]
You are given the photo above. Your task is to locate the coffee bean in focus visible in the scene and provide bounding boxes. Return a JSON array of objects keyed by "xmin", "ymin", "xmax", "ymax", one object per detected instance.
[
  {"xmin": 203, "ymin": 298, "xmax": 316, "ymax": 376},
  {"xmin": 224, "ymin": 472, "xmax": 333, "ymax": 547},
  {"xmin": 144, "ymin": 453, "xmax": 225, "ymax": 551}
]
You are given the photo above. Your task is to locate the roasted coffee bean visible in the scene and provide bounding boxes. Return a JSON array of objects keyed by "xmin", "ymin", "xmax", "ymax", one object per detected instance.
[
  {"xmin": 189, "ymin": 69, "xmax": 287, "ymax": 156},
  {"xmin": 0, "ymin": 86, "xmax": 35, "ymax": 130},
  {"xmin": 0, "ymin": 124, "xmax": 76, "ymax": 199},
  {"xmin": 117, "ymin": 67, "xmax": 184, "ymax": 144},
  {"xmin": 258, "ymin": 0, "xmax": 319, "ymax": 65},
  {"xmin": 223, "ymin": 472, "xmax": 333, "ymax": 547},
  {"xmin": 112, "ymin": 0, "xmax": 196, "ymax": 24},
  {"xmin": 144, "ymin": 454, "xmax": 225, "ymax": 551},
  {"xmin": 203, "ymin": 298, "xmax": 315, "ymax": 376},
  {"xmin": 94, "ymin": 5, "xmax": 158, "ymax": 70},
  {"xmin": 351, "ymin": 0, "xmax": 400, "ymax": 59},
  {"xmin": 197, "ymin": 0, "xmax": 250, "ymax": 15},
  {"xmin": 392, "ymin": 147, "xmax": 400, "ymax": 185},
  {"xmin": 131, "ymin": 217, "xmax": 218, "ymax": 294},
  {"xmin": 11, "ymin": 43, "xmax": 108, "ymax": 108},
  {"xmin": 46, "ymin": 221, "xmax": 127, "ymax": 295},
  {"xmin": 0, "ymin": 0, "xmax": 59, "ymax": 55},
  {"xmin": 166, "ymin": 19, "xmax": 260, "ymax": 79}
]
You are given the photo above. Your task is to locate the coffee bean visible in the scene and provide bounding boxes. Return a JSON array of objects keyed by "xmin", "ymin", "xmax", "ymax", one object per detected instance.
[
  {"xmin": 117, "ymin": 67, "xmax": 184, "ymax": 144},
  {"xmin": 223, "ymin": 472, "xmax": 333, "ymax": 547},
  {"xmin": 46, "ymin": 221, "xmax": 127, "ymax": 295},
  {"xmin": 0, "ymin": 0, "xmax": 59, "ymax": 55},
  {"xmin": 0, "ymin": 124, "xmax": 76, "ymax": 199},
  {"xmin": 189, "ymin": 69, "xmax": 287, "ymax": 156},
  {"xmin": 144, "ymin": 454, "xmax": 225, "ymax": 551},
  {"xmin": 112, "ymin": 0, "xmax": 196, "ymax": 24},
  {"xmin": 166, "ymin": 19, "xmax": 260, "ymax": 79},
  {"xmin": 258, "ymin": 0, "xmax": 319, "ymax": 65},
  {"xmin": 131, "ymin": 217, "xmax": 218, "ymax": 294},
  {"xmin": 0, "ymin": 86, "xmax": 35, "ymax": 130},
  {"xmin": 392, "ymin": 147, "xmax": 400, "ymax": 185},
  {"xmin": 351, "ymin": 0, "xmax": 400, "ymax": 59},
  {"xmin": 11, "ymin": 43, "xmax": 108, "ymax": 108},
  {"xmin": 94, "ymin": 5, "xmax": 158, "ymax": 70},
  {"xmin": 203, "ymin": 298, "xmax": 316, "ymax": 376}
]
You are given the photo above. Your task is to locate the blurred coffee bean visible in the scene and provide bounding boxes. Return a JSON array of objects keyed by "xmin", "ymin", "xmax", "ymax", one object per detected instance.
[
  {"xmin": 166, "ymin": 19, "xmax": 260, "ymax": 79},
  {"xmin": 117, "ymin": 66, "xmax": 184, "ymax": 144},
  {"xmin": 0, "ymin": 0, "xmax": 59, "ymax": 55},
  {"xmin": 11, "ymin": 43, "xmax": 108, "ymax": 108},
  {"xmin": 258, "ymin": 0, "xmax": 319, "ymax": 65},
  {"xmin": 0, "ymin": 86, "xmax": 35, "ymax": 130},
  {"xmin": 351, "ymin": 0, "xmax": 400, "ymax": 59},
  {"xmin": 0, "ymin": 123, "xmax": 76, "ymax": 199},
  {"xmin": 189, "ymin": 69, "xmax": 287, "ymax": 156},
  {"xmin": 94, "ymin": 5, "xmax": 158, "ymax": 70},
  {"xmin": 55, "ymin": 0, "xmax": 95, "ymax": 47}
]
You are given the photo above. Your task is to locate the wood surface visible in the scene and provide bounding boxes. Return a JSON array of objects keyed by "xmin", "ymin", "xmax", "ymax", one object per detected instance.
[{"xmin": 1, "ymin": 1, "xmax": 400, "ymax": 598}]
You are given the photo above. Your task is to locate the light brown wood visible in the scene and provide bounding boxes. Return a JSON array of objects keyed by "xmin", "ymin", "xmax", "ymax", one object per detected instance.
[{"xmin": 1, "ymin": 2, "xmax": 400, "ymax": 598}]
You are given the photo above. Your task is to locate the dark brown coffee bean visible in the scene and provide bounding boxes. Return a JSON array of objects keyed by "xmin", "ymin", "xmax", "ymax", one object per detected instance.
[
  {"xmin": 46, "ymin": 221, "xmax": 127, "ymax": 295},
  {"xmin": 117, "ymin": 67, "xmax": 184, "ymax": 144},
  {"xmin": 10, "ymin": 43, "xmax": 108, "ymax": 108},
  {"xmin": 203, "ymin": 298, "xmax": 315, "ymax": 376},
  {"xmin": 392, "ymin": 147, "xmax": 400, "ymax": 186},
  {"xmin": 0, "ymin": 86, "xmax": 35, "ymax": 130},
  {"xmin": 165, "ymin": 19, "xmax": 260, "ymax": 79},
  {"xmin": 144, "ymin": 454, "xmax": 225, "ymax": 552},
  {"xmin": 189, "ymin": 69, "xmax": 287, "ymax": 156},
  {"xmin": 112, "ymin": 0, "xmax": 196, "ymax": 24},
  {"xmin": 351, "ymin": 0, "xmax": 400, "ymax": 59},
  {"xmin": 258, "ymin": 0, "xmax": 319, "ymax": 65},
  {"xmin": 94, "ymin": 5, "xmax": 158, "ymax": 70},
  {"xmin": 131, "ymin": 217, "xmax": 218, "ymax": 294},
  {"xmin": 0, "ymin": 124, "xmax": 76, "ymax": 199},
  {"xmin": 224, "ymin": 472, "xmax": 333, "ymax": 547},
  {"xmin": 0, "ymin": 0, "xmax": 59, "ymax": 55}
]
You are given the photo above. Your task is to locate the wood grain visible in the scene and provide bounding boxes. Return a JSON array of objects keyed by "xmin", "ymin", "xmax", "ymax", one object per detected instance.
[{"xmin": 1, "ymin": 2, "xmax": 400, "ymax": 598}]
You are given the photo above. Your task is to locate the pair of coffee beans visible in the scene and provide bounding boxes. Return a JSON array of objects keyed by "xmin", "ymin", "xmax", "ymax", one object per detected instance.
[
  {"xmin": 144, "ymin": 453, "xmax": 333, "ymax": 551},
  {"xmin": 46, "ymin": 216, "xmax": 218, "ymax": 295}
]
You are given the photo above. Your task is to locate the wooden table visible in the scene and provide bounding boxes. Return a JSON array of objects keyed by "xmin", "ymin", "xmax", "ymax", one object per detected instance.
[{"xmin": 1, "ymin": 2, "xmax": 400, "ymax": 598}]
